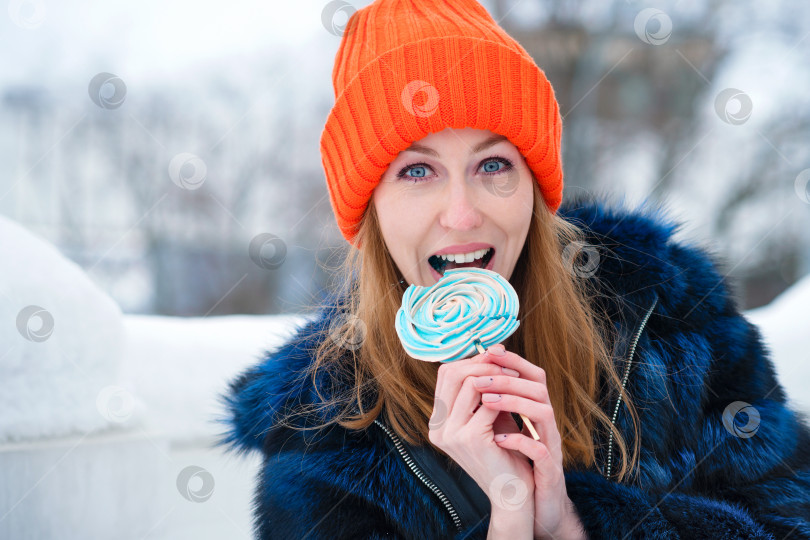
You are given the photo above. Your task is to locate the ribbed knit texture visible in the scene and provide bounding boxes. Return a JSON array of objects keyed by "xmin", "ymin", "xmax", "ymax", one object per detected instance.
[{"xmin": 320, "ymin": 0, "xmax": 564, "ymax": 245}]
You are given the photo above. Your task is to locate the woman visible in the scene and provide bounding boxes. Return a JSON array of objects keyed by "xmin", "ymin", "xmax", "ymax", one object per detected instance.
[{"xmin": 218, "ymin": 0, "xmax": 810, "ymax": 538}]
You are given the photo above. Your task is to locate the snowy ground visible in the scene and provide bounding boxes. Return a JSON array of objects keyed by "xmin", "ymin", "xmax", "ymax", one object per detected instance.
[{"xmin": 0, "ymin": 313, "xmax": 311, "ymax": 540}]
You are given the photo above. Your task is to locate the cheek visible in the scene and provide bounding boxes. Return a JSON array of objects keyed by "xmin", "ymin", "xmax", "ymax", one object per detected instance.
[
  {"xmin": 492, "ymin": 174, "xmax": 534, "ymax": 232},
  {"xmin": 372, "ymin": 187, "xmax": 427, "ymax": 260}
]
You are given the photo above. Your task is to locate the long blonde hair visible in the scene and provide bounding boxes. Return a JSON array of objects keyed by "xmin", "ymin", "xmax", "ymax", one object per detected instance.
[{"xmin": 282, "ymin": 181, "xmax": 640, "ymax": 481}]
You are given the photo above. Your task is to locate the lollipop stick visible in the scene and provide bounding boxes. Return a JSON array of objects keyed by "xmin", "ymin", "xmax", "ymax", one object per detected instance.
[{"xmin": 473, "ymin": 341, "xmax": 541, "ymax": 441}]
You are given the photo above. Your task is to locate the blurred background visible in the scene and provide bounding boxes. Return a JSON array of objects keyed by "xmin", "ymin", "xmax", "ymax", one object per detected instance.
[
  {"xmin": 2, "ymin": 0, "xmax": 809, "ymax": 316},
  {"xmin": 1, "ymin": 0, "xmax": 809, "ymax": 538}
]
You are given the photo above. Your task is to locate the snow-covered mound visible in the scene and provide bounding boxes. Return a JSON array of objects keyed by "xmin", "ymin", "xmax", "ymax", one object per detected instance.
[
  {"xmin": 0, "ymin": 215, "xmax": 130, "ymax": 442},
  {"xmin": 745, "ymin": 274, "xmax": 810, "ymax": 413}
]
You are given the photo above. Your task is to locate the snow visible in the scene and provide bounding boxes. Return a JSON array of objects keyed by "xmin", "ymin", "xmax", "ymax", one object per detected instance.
[
  {"xmin": 0, "ymin": 214, "xmax": 129, "ymax": 443},
  {"xmin": 745, "ymin": 274, "xmax": 810, "ymax": 413},
  {"xmin": 120, "ymin": 313, "xmax": 313, "ymax": 443},
  {"xmin": 656, "ymin": 12, "xmax": 810, "ymax": 270}
]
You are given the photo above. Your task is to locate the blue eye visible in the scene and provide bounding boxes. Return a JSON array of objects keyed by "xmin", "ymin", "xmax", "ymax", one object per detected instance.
[
  {"xmin": 396, "ymin": 163, "xmax": 434, "ymax": 182},
  {"xmin": 480, "ymin": 156, "xmax": 515, "ymax": 175},
  {"xmin": 394, "ymin": 156, "xmax": 514, "ymax": 183},
  {"xmin": 482, "ymin": 160, "xmax": 505, "ymax": 173}
]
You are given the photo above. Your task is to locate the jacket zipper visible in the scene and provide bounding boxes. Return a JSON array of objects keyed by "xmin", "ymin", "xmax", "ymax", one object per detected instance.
[
  {"xmin": 605, "ymin": 294, "xmax": 658, "ymax": 480},
  {"xmin": 373, "ymin": 419, "xmax": 464, "ymax": 533}
]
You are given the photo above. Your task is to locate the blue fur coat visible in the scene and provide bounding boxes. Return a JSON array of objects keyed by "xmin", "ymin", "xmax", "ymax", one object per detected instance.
[{"xmin": 218, "ymin": 196, "xmax": 810, "ymax": 539}]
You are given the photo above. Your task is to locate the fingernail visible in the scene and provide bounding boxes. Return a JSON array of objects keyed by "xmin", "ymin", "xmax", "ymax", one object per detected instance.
[
  {"xmin": 474, "ymin": 376, "xmax": 493, "ymax": 388},
  {"xmin": 501, "ymin": 367, "xmax": 520, "ymax": 377},
  {"xmin": 482, "ymin": 393, "xmax": 501, "ymax": 402},
  {"xmin": 487, "ymin": 345, "xmax": 506, "ymax": 356},
  {"xmin": 495, "ymin": 434, "xmax": 508, "ymax": 442}
]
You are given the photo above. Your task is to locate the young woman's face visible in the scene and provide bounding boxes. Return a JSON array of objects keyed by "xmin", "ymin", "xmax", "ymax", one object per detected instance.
[{"xmin": 372, "ymin": 127, "xmax": 534, "ymax": 286}]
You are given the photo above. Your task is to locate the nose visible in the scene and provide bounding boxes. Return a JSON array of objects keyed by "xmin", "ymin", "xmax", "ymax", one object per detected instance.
[{"xmin": 437, "ymin": 174, "xmax": 483, "ymax": 231}]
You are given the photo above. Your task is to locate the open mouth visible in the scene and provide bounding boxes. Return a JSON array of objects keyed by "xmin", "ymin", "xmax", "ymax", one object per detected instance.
[{"xmin": 428, "ymin": 247, "xmax": 495, "ymax": 278}]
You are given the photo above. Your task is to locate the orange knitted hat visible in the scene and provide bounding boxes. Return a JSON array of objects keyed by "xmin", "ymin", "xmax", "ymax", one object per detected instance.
[{"xmin": 320, "ymin": 0, "xmax": 563, "ymax": 245}]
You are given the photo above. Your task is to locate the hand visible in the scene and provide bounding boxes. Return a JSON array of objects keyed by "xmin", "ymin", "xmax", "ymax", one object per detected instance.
[
  {"xmin": 428, "ymin": 344, "xmax": 536, "ymax": 522},
  {"xmin": 476, "ymin": 347, "xmax": 586, "ymax": 540}
]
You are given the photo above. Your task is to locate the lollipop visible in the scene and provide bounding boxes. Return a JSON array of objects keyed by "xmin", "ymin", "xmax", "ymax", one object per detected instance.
[{"xmin": 396, "ymin": 267, "xmax": 540, "ymax": 440}]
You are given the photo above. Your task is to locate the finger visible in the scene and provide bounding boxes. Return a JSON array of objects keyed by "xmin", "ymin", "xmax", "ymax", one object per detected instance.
[
  {"xmin": 444, "ymin": 376, "xmax": 489, "ymax": 431},
  {"xmin": 494, "ymin": 433, "xmax": 549, "ymax": 461},
  {"xmin": 472, "ymin": 375, "xmax": 549, "ymax": 405},
  {"xmin": 436, "ymin": 378, "xmax": 500, "ymax": 444},
  {"xmin": 482, "ymin": 348, "xmax": 546, "ymax": 385},
  {"xmin": 436, "ymin": 361, "xmax": 521, "ymax": 418},
  {"xmin": 433, "ymin": 363, "xmax": 449, "ymax": 404},
  {"xmin": 431, "ymin": 355, "xmax": 523, "ymax": 432},
  {"xmin": 480, "ymin": 396, "xmax": 562, "ymax": 453},
  {"xmin": 432, "ymin": 360, "xmax": 471, "ymax": 423},
  {"xmin": 493, "ymin": 434, "xmax": 561, "ymax": 484},
  {"xmin": 468, "ymin": 394, "xmax": 501, "ymax": 434},
  {"xmin": 433, "ymin": 356, "xmax": 485, "ymax": 402},
  {"xmin": 496, "ymin": 434, "xmax": 565, "ymax": 492}
]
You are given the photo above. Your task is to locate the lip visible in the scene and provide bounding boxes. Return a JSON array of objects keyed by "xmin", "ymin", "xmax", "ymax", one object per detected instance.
[
  {"xmin": 429, "ymin": 249, "xmax": 496, "ymax": 283},
  {"xmin": 431, "ymin": 242, "xmax": 495, "ymax": 257}
]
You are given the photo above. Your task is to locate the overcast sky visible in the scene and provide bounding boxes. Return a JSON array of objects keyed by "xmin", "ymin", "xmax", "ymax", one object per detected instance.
[{"xmin": 0, "ymin": 0, "xmax": 380, "ymax": 87}]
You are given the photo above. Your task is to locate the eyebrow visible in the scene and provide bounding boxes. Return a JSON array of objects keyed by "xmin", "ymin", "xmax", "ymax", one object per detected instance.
[{"xmin": 404, "ymin": 134, "xmax": 508, "ymax": 157}]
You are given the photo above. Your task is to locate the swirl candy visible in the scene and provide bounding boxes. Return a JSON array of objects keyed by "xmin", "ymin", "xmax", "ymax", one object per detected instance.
[
  {"xmin": 395, "ymin": 267, "xmax": 541, "ymax": 441},
  {"xmin": 395, "ymin": 267, "xmax": 520, "ymax": 363}
]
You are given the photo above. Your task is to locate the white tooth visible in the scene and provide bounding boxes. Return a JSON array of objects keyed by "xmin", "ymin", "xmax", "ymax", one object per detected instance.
[
  {"xmin": 446, "ymin": 254, "xmax": 455, "ymax": 262},
  {"xmin": 474, "ymin": 249, "xmax": 484, "ymax": 259},
  {"xmin": 463, "ymin": 252, "xmax": 474, "ymax": 263}
]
